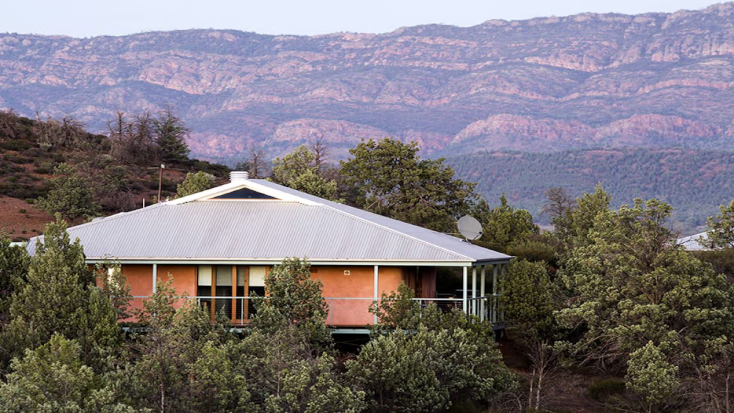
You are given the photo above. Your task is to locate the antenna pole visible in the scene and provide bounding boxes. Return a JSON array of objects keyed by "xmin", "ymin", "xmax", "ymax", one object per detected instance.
[{"xmin": 157, "ymin": 164, "xmax": 165, "ymax": 202}]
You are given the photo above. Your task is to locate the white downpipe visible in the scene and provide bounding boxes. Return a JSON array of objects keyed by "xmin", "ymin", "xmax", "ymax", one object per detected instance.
[
  {"xmin": 462, "ymin": 266, "xmax": 468, "ymax": 314},
  {"xmin": 471, "ymin": 266, "xmax": 477, "ymax": 316},
  {"xmin": 152, "ymin": 263, "xmax": 158, "ymax": 292},
  {"xmin": 373, "ymin": 265, "xmax": 379, "ymax": 325}
]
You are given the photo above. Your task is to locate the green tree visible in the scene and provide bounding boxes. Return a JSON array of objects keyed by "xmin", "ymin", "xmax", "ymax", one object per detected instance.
[
  {"xmin": 154, "ymin": 107, "xmax": 190, "ymax": 163},
  {"xmin": 705, "ymin": 200, "xmax": 734, "ymax": 249},
  {"xmin": 340, "ymin": 138, "xmax": 476, "ymax": 232},
  {"xmin": 36, "ymin": 163, "xmax": 100, "ymax": 220},
  {"xmin": 0, "ymin": 234, "xmax": 30, "ymax": 324},
  {"xmin": 474, "ymin": 195, "xmax": 538, "ymax": 251},
  {"xmin": 124, "ymin": 279, "xmax": 249, "ymax": 412},
  {"xmin": 271, "ymin": 145, "xmax": 340, "ymax": 201},
  {"xmin": 253, "ymin": 257, "xmax": 331, "ymax": 347},
  {"xmin": 1, "ymin": 218, "xmax": 122, "ymax": 368},
  {"xmin": 557, "ymin": 199, "xmax": 734, "ymax": 373},
  {"xmin": 176, "ymin": 171, "xmax": 215, "ymax": 198},
  {"xmin": 355, "ymin": 285, "xmax": 516, "ymax": 411},
  {"xmin": 231, "ymin": 325, "xmax": 365, "ymax": 413},
  {"xmin": 626, "ymin": 341, "xmax": 680, "ymax": 412},
  {"xmin": 0, "ymin": 334, "xmax": 135, "ymax": 412},
  {"xmin": 500, "ymin": 259, "xmax": 556, "ymax": 346}
]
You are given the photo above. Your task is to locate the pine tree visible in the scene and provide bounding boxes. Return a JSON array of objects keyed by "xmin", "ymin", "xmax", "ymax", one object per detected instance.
[{"xmin": 154, "ymin": 107, "xmax": 190, "ymax": 164}]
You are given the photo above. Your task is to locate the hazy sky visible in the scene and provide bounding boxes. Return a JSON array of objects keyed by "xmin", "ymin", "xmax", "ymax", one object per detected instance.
[{"xmin": 1, "ymin": 0, "xmax": 725, "ymax": 38}]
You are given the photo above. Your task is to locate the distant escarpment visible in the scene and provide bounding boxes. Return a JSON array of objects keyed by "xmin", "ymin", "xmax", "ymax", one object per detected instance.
[{"xmin": 0, "ymin": 3, "xmax": 733, "ymax": 161}]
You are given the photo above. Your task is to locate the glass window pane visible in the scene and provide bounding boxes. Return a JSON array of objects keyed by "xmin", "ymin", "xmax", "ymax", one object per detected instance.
[{"xmin": 216, "ymin": 266, "xmax": 232, "ymax": 286}]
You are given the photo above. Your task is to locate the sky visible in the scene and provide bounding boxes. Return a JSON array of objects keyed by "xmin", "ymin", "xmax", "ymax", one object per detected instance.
[{"xmin": 0, "ymin": 0, "xmax": 725, "ymax": 38}]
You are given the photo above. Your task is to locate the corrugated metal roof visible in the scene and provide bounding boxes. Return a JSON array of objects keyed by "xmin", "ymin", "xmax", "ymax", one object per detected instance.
[
  {"xmin": 677, "ymin": 232, "xmax": 709, "ymax": 251},
  {"xmin": 29, "ymin": 180, "xmax": 511, "ymax": 265}
]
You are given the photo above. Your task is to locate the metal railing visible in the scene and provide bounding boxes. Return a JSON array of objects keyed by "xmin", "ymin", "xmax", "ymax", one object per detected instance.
[{"xmin": 129, "ymin": 294, "xmax": 503, "ymax": 326}]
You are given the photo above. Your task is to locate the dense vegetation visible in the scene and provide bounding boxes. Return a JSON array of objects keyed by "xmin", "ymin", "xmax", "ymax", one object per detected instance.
[
  {"xmin": 0, "ymin": 110, "xmax": 229, "ymax": 238},
  {"xmin": 448, "ymin": 149, "xmax": 734, "ymax": 232}
]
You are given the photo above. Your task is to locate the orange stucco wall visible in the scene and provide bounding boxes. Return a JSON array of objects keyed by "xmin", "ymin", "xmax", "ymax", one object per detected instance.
[
  {"xmin": 311, "ymin": 266, "xmax": 403, "ymax": 327},
  {"xmin": 120, "ymin": 264, "xmax": 198, "ymax": 314},
  {"xmin": 157, "ymin": 265, "xmax": 198, "ymax": 298},
  {"xmin": 114, "ymin": 263, "xmax": 414, "ymax": 328}
]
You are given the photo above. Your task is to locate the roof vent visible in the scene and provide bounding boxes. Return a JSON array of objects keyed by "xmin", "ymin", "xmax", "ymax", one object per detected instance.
[{"xmin": 230, "ymin": 171, "xmax": 249, "ymax": 183}]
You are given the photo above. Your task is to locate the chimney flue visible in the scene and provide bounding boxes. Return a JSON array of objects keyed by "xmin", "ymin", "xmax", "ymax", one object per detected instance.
[{"xmin": 230, "ymin": 171, "xmax": 249, "ymax": 183}]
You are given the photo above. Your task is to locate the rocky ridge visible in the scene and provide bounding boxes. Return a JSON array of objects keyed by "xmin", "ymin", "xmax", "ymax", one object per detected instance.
[{"xmin": 0, "ymin": 3, "xmax": 733, "ymax": 161}]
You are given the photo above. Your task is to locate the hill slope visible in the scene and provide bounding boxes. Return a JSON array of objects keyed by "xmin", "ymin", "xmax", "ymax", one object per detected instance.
[
  {"xmin": 0, "ymin": 3, "xmax": 733, "ymax": 161},
  {"xmin": 448, "ymin": 148, "xmax": 734, "ymax": 231}
]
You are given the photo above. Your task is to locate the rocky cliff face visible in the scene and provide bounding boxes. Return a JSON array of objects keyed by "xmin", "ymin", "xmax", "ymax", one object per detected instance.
[{"xmin": 1, "ymin": 3, "xmax": 733, "ymax": 161}]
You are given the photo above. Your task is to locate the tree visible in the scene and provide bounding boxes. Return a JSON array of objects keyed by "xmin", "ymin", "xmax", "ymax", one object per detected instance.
[
  {"xmin": 108, "ymin": 110, "xmax": 158, "ymax": 165},
  {"xmin": 0, "ymin": 233, "xmax": 30, "ymax": 324},
  {"xmin": 355, "ymin": 285, "xmax": 516, "ymax": 411},
  {"xmin": 1, "ymin": 218, "xmax": 122, "ymax": 368},
  {"xmin": 0, "ymin": 334, "xmax": 135, "ymax": 412},
  {"xmin": 705, "ymin": 200, "xmax": 734, "ymax": 249},
  {"xmin": 126, "ymin": 282, "xmax": 250, "ymax": 413},
  {"xmin": 271, "ymin": 145, "xmax": 340, "ymax": 201},
  {"xmin": 340, "ymin": 138, "xmax": 477, "ymax": 232},
  {"xmin": 474, "ymin": 195, "xmax": 538, "ymax": 251},
  {"xmin": 500, "ymin": 259, "xmax": 556, "ymax": 346},
  {"xmin": 252, "ymin": 257, "xmax": 331, "ymax": 347},
  {"xmin": 236, "ymin": 145, "xmax": 269, "ymax": 179},
  {"xmin": 154, "ymin": 107, "xmax": 190, "ymax": 163},
  {"xmin": 36, "ymin": 163, "xmax": 100, "ymax": 220},
  {"xmin": 176, "ymin": 171, "xmax": 215, "ymax": 198},
  {"xmin": 626, "ymin": 341, "xmax": 680, "ymax": 412},
  {"xmin": 556, "ymin": 198, "xmax": 734, "ymax": 374}
]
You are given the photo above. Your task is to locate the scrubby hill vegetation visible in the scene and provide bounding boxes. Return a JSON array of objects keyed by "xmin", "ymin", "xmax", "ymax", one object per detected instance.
[
  {"xmin": 0, "ymin": 110, "xmax": 229, "ymax": 239},
  {"xmin": 448, "ymin": 148, "xmax": 734, "ymax": 233}
]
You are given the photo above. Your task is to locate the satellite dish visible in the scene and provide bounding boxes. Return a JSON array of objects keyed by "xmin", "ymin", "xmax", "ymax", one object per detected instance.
[{"xmin": 457, "ymin": 216, "xmax": 483, "ymax": 241}]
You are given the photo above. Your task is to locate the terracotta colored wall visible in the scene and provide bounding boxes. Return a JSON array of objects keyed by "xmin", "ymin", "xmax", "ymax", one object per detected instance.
[
  {"xmin": 120, "ymin": 264, "xmax": 152, "ymax": 317},
  {"xmin": 120, "ymin": 264, "xmax": 198, "ymax": 314},
  {"xmin": 158, "ymin": 265, "xmax": 197, "ymax": 297},
  {"xmin": 312, "ymin": 266, "xmax": 403, "ymax": 327}
]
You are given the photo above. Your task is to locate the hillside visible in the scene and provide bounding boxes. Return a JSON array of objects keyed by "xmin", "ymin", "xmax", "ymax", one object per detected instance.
[
  {"xmin": 0, "ymin": 111, "xmax": 229, "ymax": 240},
  {"xmin": 0, "ymin": 3, "xmax": 733, "ymax": 162},
  {"xmin": 448, "ymin": 148, "xmax": 734, "ymax": 232}
]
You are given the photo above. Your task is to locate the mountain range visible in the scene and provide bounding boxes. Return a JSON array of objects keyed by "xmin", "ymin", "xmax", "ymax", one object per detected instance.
[{"xmin": 1, "ymin": 3, "xmax": 734, "ymax": 230}]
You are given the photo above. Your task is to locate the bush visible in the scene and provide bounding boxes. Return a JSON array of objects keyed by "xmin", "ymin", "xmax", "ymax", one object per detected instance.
[{"xmin": 587, "ymin": 378, "xmax": 626, "ymax": 402}]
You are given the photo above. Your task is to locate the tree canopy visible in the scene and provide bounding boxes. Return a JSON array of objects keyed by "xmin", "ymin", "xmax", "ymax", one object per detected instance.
[
  {"xmin": 340, "ymin": 138, "xmax": 476, "ymax": 232},
  {"xmin": 36, "ymin": 163, "xmax": 100, "ymax": 220}
]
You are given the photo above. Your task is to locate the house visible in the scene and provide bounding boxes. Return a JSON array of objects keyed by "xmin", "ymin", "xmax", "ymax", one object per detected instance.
[
  {"xmin": 677, "ymin": 232, "xmax": 709, "ymax": 251},
  {"xmin": 30, "ymin": 171, "xmax": 511, "ymax": 332}
]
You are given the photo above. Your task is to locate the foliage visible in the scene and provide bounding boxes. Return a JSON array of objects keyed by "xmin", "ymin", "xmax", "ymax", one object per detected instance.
[
  {"xmin": 704, "ymin": 200, "xmax": 734, "ymax": 249},
  {"xmin": 557, "ymin": 198, "xmax": 734, "ymax": 373},
  {"xmin": 449, "ymin": 149, "xmax": 734, "ymax": 233},
  {"xmin": 231, "ymin": 326, "xmax": 365, "ymax": 413},
  {"xmin": 95, "ymin": 261, "xmax": 133, "ymax": 321},
  {"xmin": 153, "ymin": 107, "xmax": 191, "ymax": 163},
  {"xmin": 176, "ymin": 171, "xmax": 215, "ymax": 198},
  {"xmin": 271, "ymin": 145, "xmax": 340, "ymax": 201},
  {"xmin": 473, "ymin": 195, "xmax": 538, "ymax": 252},
  {"xmin": 126, "ymin": 295, "xmax": 248, "ymax": 413},
  {"xmin": 368, "ymin": 283, "xmax": 421, "ymax": 334},
  {"xmin": 626, "ymin": 341, "xmax": 680, "ymax": 411},
  {"xmin": 0, "ymin": 218, "xmax": 122, "ymax": 369},
  {"xmin": 341, "ymin": 138, "xmax": 477, "ymax": 232},
  {"xmin": 253, "ymin": 257, "xmax": 331, "ymax": 347},
  {"xmin": 0, "ymin": 334, "xmax": 135, "ymax": 412},
  {"xmin": 500, "ymin": 259, "xmax": 556, "ymax": 346},
  {"xmin": 36, "ymin": 163, "xmax": 100, "ymax": 220},
  {"xmin": 0, "ymin": 233, "xmax": 30, "ymax": 324},
  {"xmin": 357, "ymin": 284, "xmax": 516, "ymax": 410}
]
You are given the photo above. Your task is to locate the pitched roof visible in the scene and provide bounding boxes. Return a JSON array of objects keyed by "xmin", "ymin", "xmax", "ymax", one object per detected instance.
[
  {"xmin": 677, "ymin": 232, "xmax": 709, "ymax": 251},
  {"xmin": 30, "ymin": 178, "xmax": 511, "ymax": 266}
]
